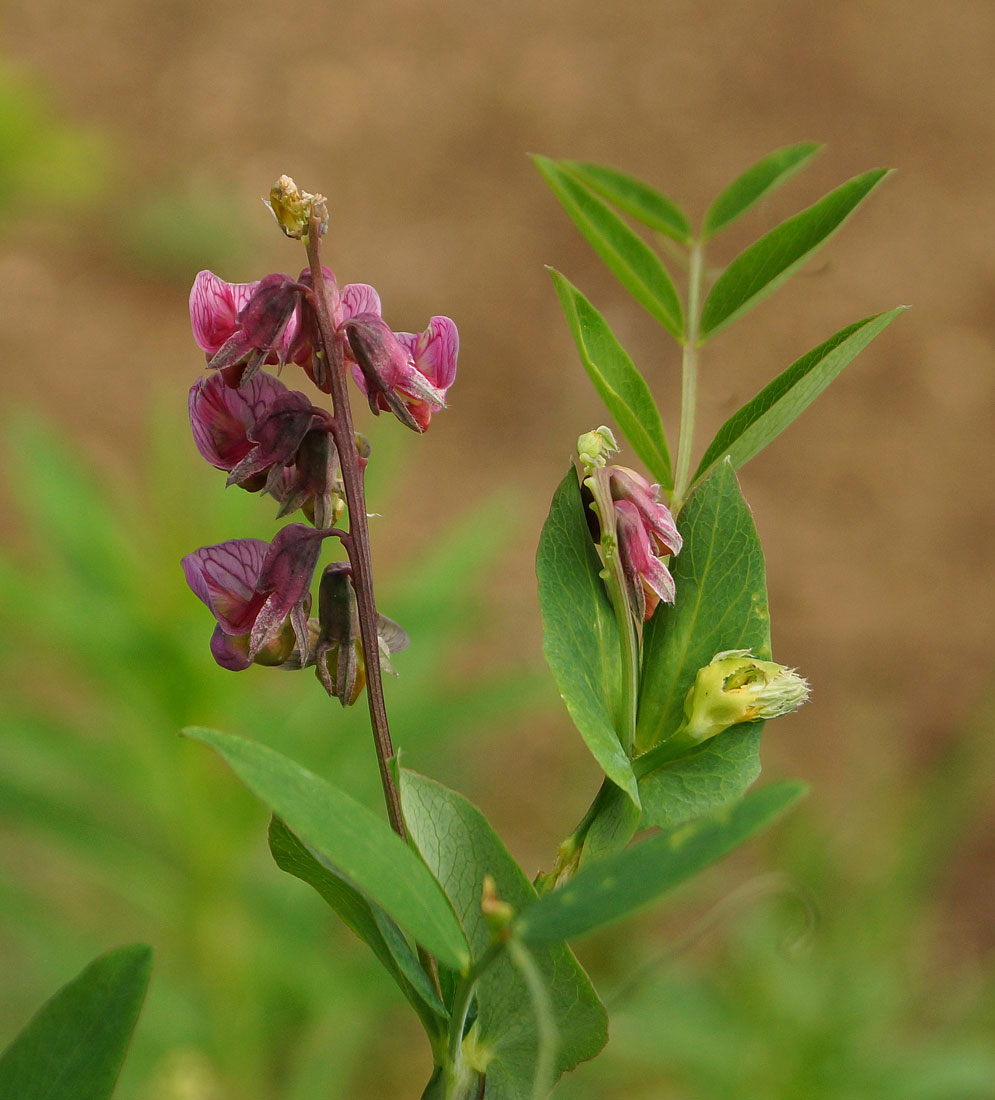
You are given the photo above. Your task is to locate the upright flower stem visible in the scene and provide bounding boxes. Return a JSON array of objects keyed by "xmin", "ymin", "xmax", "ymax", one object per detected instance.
[
  {"xmin": 673, "ymin": 239, "xmax": 705, "ymax": 510},
  {"xmin": 303, "ymin": 208, "xmax": 405, "ymax": 841}
]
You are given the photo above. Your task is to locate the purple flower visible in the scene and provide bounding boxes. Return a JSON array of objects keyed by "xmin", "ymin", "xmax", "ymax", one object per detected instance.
[
  {"xmin": 188, "ymin": 372, "xmax": 342, "ymax": 524},
  {"xmin": 346, "ymin": 314, "xmax": 458, "ymax": 432},
  {"xmin": 182, "ymin": 524, "xmax": 331, "ymax": 670}
]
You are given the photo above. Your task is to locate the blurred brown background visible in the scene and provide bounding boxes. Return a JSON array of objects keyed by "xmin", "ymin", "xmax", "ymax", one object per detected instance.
[{"xmin": 2, "ymin": 0, "xmax": 993, "ymax": 1000}]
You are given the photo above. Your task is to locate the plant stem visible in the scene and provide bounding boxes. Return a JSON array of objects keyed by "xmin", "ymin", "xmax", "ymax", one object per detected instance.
[
  {"xmin": 673, "ymin": 239, "xmax": 705, "ymax": 509},
  {"xmin": 303, "ymin": 211, "xmax": 405, "ymax": 840}
]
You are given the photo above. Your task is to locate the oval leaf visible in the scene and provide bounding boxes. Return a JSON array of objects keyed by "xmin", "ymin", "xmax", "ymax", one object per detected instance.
[
  {"xmin": 183, "ymin": 726, "xmax": 469, "ymax": 971},
  {"xmin": 400, "ymin": 769, "xmax": 607, "ymax": 1098},
  {"xmin": 699, "ymin": 168, "xmax": 890, "ymax": 340},
  {"xmin": 549, "ymin": 268, "xmax": 672, "ymax": 489},
  {"xmin": 533, "ymin": 155, "xmax": 685, "ymax": 339},
  {"xmin": 559, "ymin": 160, "xmax": 692, "ymax": 243},
  {"xmin": 536, "ymin": 471, "xmax": 638, "ymax": 805},
  {"xmin": 516, "ymin": 781, "xmax": 807, "ymax": 945},
  {"xmin": 692, "ymin": 307, "xmax": 907, "ymax": 487},
  {"xmin": 635, "ymin": 460, "xmax": 770, "ymax": 754},
  {"xmin": 703, "ymin": 142, "xmax": 822, "ymax": 238},
  {"xmin": 0, "ymin": 944, "xmax": 152, "ymax": 1100}
]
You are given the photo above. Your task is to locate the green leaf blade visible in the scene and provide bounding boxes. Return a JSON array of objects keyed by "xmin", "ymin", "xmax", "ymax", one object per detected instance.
[
  {"xmin": 400, "ymin": 770, "xmax": 607, "ymax": 1096},
  {"xmin": 515, "ymin": 781, "xmax": 806, "ymax": 946},
  {"xmin": 691, "ymin": 307, "xmax": 907, "ymax": 486},
  {"xmin": 703, "ymin": 142, "xmax": 822, "ymax": 238},
  {"xmin": 635, "ymin": 460, "xmax": 770, "ymax": 754},
  {"xmin": 267, "ymin": 817, "xmax": 448, "ymax": 1031},
  {"xmin": 549, "ymin": 269, "xmax": 672, "ymax": 489},
  {"xmin": 0, "ymin": 944, "xmax": 152, "ymax": 1100},
  {"xmin": 536, "ymin": 471, "xmax": 639, "ymax": 805},
  {"xmin": 183, "ymin": 726, "xmax": 470, "ymax": 971},
  {"xmin": 533, "ymin": 155, "xmax": 685, "ymax": 339},
  {"xmin": 699, "ymin": 168, "xmax": 891, "ymax": 340},
  {"xmin": 559, "ymin": 160, "xmax": 692, "ymax": 243}
]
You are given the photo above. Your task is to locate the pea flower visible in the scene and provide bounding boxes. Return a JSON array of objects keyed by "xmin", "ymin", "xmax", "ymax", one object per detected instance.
[
  {"xmin": 182, "ymin": 524, "xmax": 331, "ymax": 671},
  {"xmin": 345, "ymin": 314, "xmax": 458, "ymax": 432},
  {"xmin": 188, "ymin": 372, "xmax": 344, "ymax": 526}
]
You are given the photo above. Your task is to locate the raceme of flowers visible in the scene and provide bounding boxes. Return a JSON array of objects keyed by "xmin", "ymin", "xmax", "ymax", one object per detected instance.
[{"xmin": 182, "ymin": 264, "xmax": 457, "ymax": 691}]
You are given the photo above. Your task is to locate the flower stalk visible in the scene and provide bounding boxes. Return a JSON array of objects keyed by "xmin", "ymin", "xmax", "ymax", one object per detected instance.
[{"xmin": 303, "ymin": 203, "xmax": 406, "ymax": 840}]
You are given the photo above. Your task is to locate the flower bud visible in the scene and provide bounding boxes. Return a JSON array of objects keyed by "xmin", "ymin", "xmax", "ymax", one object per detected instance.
[
  {"xmin": 266, "ymin": 174, "xmax": 327, "ymax": 239},
  {"xmin": 577, "ymin": 426, "xmax": 619, "ymax": 471},
  {"xmin": 480, "ymin": 874, "xmax": 514, "ymax": 940},
  {"xmin": 680, "ymin": 649, "xmax": 810, "ymax": 743}
]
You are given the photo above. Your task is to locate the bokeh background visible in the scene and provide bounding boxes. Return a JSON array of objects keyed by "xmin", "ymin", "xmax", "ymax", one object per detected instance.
[{"xmin": 1, "ymin": 1, "xmax": 994, "ymax": 1096}]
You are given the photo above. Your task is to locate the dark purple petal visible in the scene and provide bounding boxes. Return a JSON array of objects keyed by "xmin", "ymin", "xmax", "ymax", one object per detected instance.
[
  {"xmin": 225, "ymin": 389, "xmax": 316, "ymax": 486},
  {"xmin": 210, "ymin": 625, "xmax": 253, "ymax": 671}
]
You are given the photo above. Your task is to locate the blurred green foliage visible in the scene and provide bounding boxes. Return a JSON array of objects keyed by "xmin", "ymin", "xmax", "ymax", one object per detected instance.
[
  {"xmin": 0, "ymin": 62, "xmax": 110, "ymax": 222},
  {"xmin": 0, "ymin": 409, "xmax": 545, "ymax": 1099},
  {"xmin": 3, "ymin": 410, "xmax": 993, "ymax": 1099}
]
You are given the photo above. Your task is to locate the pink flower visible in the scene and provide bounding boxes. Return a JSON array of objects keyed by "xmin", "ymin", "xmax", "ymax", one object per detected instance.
[
  {"xmin": 346, "ymin": 314, "xmax": 458, "ymax": 432},
  {"xmin": 188, "ymin": 372, "xmax": 342, "ymax": 524},
  {"xmin": 182, "ymin": 525, "xmax": 331, "ymax": 670},
  {"xmin": 613, "ymin": 499, "xmax": 677, "ymax": 621},
  {"xmin": 607, "ymin": 467, "xmax": 682, "ymax": 558}
]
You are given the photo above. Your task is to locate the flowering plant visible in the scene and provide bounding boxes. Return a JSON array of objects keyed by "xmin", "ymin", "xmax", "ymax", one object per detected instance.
[{"xmin": 0, "ymin": 150, "xmax": 901, "ymax": 1099}]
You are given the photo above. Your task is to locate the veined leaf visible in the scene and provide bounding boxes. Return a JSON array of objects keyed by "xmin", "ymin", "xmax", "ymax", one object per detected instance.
[
  {"xmin": 635, "ymin": 460, "xmax": 770, "ymax": 754},
  {"xmin": 0, "ymin": 944, "xmax": 151, "ymax": 1100},
  {"xmin": 268, "ymin": 817, "xmax": 448, "ymax": 1034},
  {"xmin": 699, "ymin": 168, "xmax": 890, "ymax": 340},
  {"xmin": 533, "ymin": 155, "xmax": 685, "ymax": 339},
  {"xmin": 536, "ymin": 471, "xmax": 638, "ymax": 805},
  {"xmin": 183, "ymin": 726, "xmax": 469, "ymax": 971},
  {"xmin": 691, "ymin": 307, "xmax": 907, "ymax": 487},
  {"xmin": 515, "ymin": 782, "xmax": 806, "ymax": 945},
  {"xmin": 703, "ymin": 142, "xmax": 822, "ymax": 238},
  {"xmin": 559, "ymin": 160, "xmax": 692, "ymax": 243},
  {"xmin": 549, "ymin": 269, "xmax": 672, "ymax": 490},
  {"xmin": 400, "ymin": 770, "xmax": 607, "ymax": 1099}
]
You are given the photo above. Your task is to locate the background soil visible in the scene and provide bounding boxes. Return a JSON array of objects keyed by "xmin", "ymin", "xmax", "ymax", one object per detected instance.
[{"xmin": 2, "ymin": 0, "xmax": 993, "ymax": 954}]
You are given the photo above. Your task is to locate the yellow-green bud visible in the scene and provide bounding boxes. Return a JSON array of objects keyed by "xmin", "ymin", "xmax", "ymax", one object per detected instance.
[
  {"xmin": 481, "ymin": 874, "xmax": 514, "ymax": 939},
  {"xmin": 577, "ymin": 425, "xmax": 619, "ymax": 472},
  {"xmin": 681, "ymin": 649, "xmax": 809, "ymax": 743},
  {"xmin": 265, "ymin": 174, "xmax": 328, "ymax": 239}
]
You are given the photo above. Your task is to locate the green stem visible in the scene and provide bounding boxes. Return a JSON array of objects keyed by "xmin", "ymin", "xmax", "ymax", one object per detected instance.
[
  {"xmin": 673, "ymin": 239, "xmax": 705, "ymax": 509},
  {"xmin": 443, "ymin": 941, "xmax": 504, "ymax": 1097}
]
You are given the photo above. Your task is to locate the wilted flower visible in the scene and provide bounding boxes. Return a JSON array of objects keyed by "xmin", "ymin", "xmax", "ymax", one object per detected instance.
[
  {"xmin": 182, "ymin": 525, "xmax": 331, "ymax": 671},
  {"xmin": 346, "ymin": 314, "xmax": 458, "ymax": 432},
  {"xmin": 313, "ymin": 562, "xmax": 409, "ymax": 705},
  {"xmin": 679, "ymin": 649, "xmax": 810, "ymax": 743},
  {"xmin": 265, "ymin": 174, "xmax": 327, "ymax": 240}
]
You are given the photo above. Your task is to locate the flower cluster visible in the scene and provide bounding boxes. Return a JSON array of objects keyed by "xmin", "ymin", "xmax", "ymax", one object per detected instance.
[
  {"xmin": 181, "ymin": 196, "xmax": 457, "ymax": 682},
  {"xmin": 578, "ymin": 427, "xmax": 682, "ymax": 622}
]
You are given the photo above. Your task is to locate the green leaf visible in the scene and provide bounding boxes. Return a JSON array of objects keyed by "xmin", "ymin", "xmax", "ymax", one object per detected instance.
[
  {"xmin": 635, "ymin": 460, "xmax": 769, "ymax": 754},
  {"xmin": 268, "ymin": 817, "xmax": 448, "ymax": 1033},
  {"xmin": 559, "ymin": 160, "xmax": 692, "ymax": 243},
  {"xmin": 0, "ymin": 944, "xmax": 151, "ymax": 1100},
  {"xmin": 183, "ymin": 726, "xmax": 469, "ymax": 971},
  {"xmin": 549, "ymin": 269, "xmax": 672, "ymax": 489},
  {"xmin": 636, "ymin": 723, "xmax": 764, "ymax": 829},
  {"xmin": 699, "ymin": 168, "xmax": 890, "ymax": 340},
  {"xmin": 515, "ymin": 781, "xmax": 806, "ymax": 945},
  {"xmin": 703, "ymin": 142, "xmax": 822, "ymax": 238},
  {"xmin": 691, "ymin": 308, "xmax": 907, "ymax": 487},
  {"xmin": 533, "ymin": 155, "xmax": 684, "ymax": 338},
  {"xmin": 536, "ymin": 471, "xmax": 638, "ymax": 805},
  {"xmin": 400, "ymin": 770, "xmax": 607, "ymax": 1098}
]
